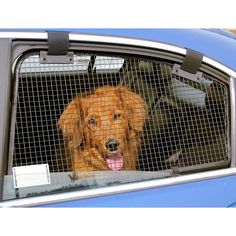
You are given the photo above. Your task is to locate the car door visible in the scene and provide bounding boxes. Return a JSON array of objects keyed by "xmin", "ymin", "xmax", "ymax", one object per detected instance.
[{"xmin": 0, "ymin": 30, "xmax": 235, "ymax": 207}]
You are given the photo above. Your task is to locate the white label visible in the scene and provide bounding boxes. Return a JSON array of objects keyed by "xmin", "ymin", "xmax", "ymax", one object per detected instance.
[{"xmin": 12, "ymin": 164, "xmax": 50, "ymax": 188}]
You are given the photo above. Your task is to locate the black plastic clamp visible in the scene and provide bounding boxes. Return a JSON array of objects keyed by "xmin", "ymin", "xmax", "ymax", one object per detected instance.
[
  {"xmin": 172, "ymin": 49, "xmax": 204, "ymax": 83},
  {"xmin": 181, "ymin": 49, "xmax": 203, "ymax": 74},
  {"xmin": 40, "ymin": 31, "xmax": 73, "ymax": 64}
]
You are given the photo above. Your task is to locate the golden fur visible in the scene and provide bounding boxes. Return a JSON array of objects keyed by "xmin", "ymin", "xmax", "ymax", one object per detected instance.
[{"xmin": 58, "ymin": 86, "xmax": 147, "ymax": 172}]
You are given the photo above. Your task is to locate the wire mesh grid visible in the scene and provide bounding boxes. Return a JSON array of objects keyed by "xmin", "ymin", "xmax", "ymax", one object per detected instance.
[{"xmin": 10, "ymin": 52, "xmax": 229, "ymax": 173}]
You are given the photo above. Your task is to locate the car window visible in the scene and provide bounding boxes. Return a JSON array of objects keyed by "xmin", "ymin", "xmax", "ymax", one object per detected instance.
[{"xmin": 2, "ymin": 51, "xmax": 230, "ymax": 202}]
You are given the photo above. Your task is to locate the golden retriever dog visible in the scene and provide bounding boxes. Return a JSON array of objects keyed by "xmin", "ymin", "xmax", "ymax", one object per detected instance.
[{"xmin": 58, "ymin": 86, "xmax": 147, "ymax": 172}]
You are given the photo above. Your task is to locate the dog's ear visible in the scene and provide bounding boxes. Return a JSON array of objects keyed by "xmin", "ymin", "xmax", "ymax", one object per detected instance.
[
  {"xmin": 116, "ymin": 86, "xmax": 148, "ymax": 133},
  {"xmin": 58, "ymin": 97, "xmax": 84, "ymax": 149}
]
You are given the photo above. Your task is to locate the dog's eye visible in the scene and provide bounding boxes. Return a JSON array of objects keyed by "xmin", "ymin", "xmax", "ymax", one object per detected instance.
[
  {"xmin": 88, "ymin": 118, "xmax": 97, "ymax": 126},
  {"xmin": 113, "ymin": 113, "xmax": 121, "ymax": 120}
]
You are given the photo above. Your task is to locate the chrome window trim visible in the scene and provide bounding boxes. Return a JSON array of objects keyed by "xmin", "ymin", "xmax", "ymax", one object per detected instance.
[
  {"xmin": 0, "ymin": 31, "xmax": 235, "ymax": 207},
  {"xmin": 1, "ymin": 168, "xmax": 236, "ymax": 207},
  {"xmin": 203, "ymin": 57, "xmax": 236, "ymax": 78},
  {"xmin": 69, "ymin": 33, "xmax": 186, "ymax": 55},
  {"xmin": 230, "ymin": 77, "xmax": 236, "ymax": 167},
  {"xmin": 0, "ymin": 32, "xmax": 48, "ymax": 39}
]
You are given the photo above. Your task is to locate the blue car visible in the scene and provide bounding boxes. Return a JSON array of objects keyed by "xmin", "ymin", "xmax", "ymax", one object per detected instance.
[{"xmin": 0, "ymin": 29, "xmax": 236, "ymax": 207}]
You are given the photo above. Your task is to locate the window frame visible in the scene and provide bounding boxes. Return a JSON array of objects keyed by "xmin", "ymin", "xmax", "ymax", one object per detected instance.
[{"xmin": 0, "ymin": 32, "xmax": 236, "ymax": 207}]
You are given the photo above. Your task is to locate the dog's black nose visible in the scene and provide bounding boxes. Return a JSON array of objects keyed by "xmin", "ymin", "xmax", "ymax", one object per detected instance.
[{"xmin": 105, "ymin": 139, "xmax": 119, "ymax": 152}]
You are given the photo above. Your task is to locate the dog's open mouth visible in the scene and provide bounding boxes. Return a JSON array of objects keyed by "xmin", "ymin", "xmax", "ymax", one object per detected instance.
[{"xmin": 105, "ymin": 152, "xmax": 124, "ymax": 171}]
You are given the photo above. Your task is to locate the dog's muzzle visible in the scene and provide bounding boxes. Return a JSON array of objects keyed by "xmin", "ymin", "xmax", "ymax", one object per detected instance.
[
  {"xmin": 105, "ymin": 139, "xmax": 123, "ymax": 171},
  {"xmin": 105, "ymin": 139, "xmax": 119, "ymax": 152}
]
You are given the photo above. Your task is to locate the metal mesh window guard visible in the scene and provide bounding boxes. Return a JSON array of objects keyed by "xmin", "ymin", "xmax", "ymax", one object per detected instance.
[{"xmin": 9, "ymin": 52, "xmax": 230, "ymax": 175}]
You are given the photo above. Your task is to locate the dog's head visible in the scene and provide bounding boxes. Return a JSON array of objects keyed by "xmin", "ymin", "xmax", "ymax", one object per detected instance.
[{"xmin": 58, "ymin": 86, "xmax": 147, "ymax": 170}]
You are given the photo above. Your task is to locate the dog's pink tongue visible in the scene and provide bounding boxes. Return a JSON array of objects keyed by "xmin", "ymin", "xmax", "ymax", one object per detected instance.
[{"xmin": 106, "ymin": 153, "xmax": 124, "ymax": 171}]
